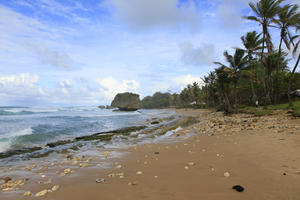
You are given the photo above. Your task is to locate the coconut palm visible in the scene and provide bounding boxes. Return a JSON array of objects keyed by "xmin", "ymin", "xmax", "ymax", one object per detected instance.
[
  {"xmin": 274, "ymin": 4, "xmax": 300, "ymax": 103},
  {"xmin": 240, "ymin": 31, "xmax": 263, "ymax": 103},
  {"xmin": 214, "ymin": 49, "xmax": 248, "ymax": 112},
  {"xmin": 246, "ymin": 0, "xmax": 284, "ymax": 105}
]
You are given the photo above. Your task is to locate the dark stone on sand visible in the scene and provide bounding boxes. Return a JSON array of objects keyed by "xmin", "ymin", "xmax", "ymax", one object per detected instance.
[
  {"xmin": 283, "ymin": 172, "xmax": 286, "ymax": 176},
  {"xmin": 232, "ymin": 185, "xmax": 244, "ymax": 192},
  {"xmin": 154, "ymin": 152, "xmax": 160, "ymax": 155}
]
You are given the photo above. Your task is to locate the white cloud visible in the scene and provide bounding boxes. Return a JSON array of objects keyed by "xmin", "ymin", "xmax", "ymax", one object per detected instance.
[
  {"xmin": 180, "ymin": 42, "xmax": 215, "ymax": 66},
  {"xmin": 108, "ymin": 0, "xmax": 201, "ymax": 31},
  {"xmin": 96, "ymin": 77, "xmax": 140, "ymax": 100},
  {"xmin": 172, "ymin": 74, "xmax": 203, "ymax": 89},
  {"xmin": 29, "ymin": 44, "xmax": 74, "ymax": 69},
  {"xmin": 0, "ymin": 73, "xmax": 46, "ymax": 99},
  {"xmin": 217, "ymin": 0, "xmax": 250, "ymax": 29}
]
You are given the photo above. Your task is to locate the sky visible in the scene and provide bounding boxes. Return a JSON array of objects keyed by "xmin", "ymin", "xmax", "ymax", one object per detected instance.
[{"xmin": 0, "ymin": 0, "xmax": 299, "ymax": 106}]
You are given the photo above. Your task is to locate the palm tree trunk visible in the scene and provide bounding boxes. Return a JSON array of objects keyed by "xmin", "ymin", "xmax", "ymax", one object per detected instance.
[
  {"xmin": 248, "ymin": 53, "xmax": 257, "ymax": 104},
  {"xmin": 288, "ymin": 54, "xmax": 300, "ymax": 107},
  {"xmin": 234, "ymin": 80, "xmax": 238, "ymax": 113},
  {"xmin": 261, "ymin": 30, "xmax": 270, "ymax": 107},
  {"xmin": 275, "ymin": 34, "xmax": 283, "ymax": 104}
]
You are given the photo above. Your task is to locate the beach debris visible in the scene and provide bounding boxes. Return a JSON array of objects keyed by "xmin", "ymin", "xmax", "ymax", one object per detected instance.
[
  {"xmin": 25, "ymin": 166, "xmax": 32, "ymax": 171},
  {"xmin": 40, "ymin": 174, "xmax": 46, "ymax": 179},
  {"xmin": 80, "ymin": 163, "xmax": 89, "ymax": 168},
  {"xmin": 35, "ymin": 189, "xmax": 48, "ymax": 197},
  {"xmin": 72, "ymin": 160, "xmax": 78, "ymax": 165},
  {"xmin": 96, "ymin": 178, "xmax": 105, "ymax": 183},
  {"xmin": 55, "ymin": 171, "xmax": 60, "ymax": 175},
  {"xmin": 102, "ymin": 151, "xmax": 110, "ymax": 158},
  {"xmin": 1, "ymin": 179, "xmax": 25, "ymax": 192},
  {"xmin": 184, "ymin": 166, "xmax": 189, "ymax": 170},
  {"xmin": 232, "ymin": 185, "xmax": 244, "ymax": 192},
  {"xmin": 9, "ymin": 168, "xmax": 12, "ymax": 171},
  {"xmin": 154, "ymin": 152, "xmax": 160, "ymax": 155},
  {"xmin": 51, "ymin": 185, "xmax": 60, "ymax": 191},
  {"xmin": 3, "ymin": 177, "xmax": 11, "ymax": 183},
  {"xmin": 154, "ymin": 176, "xmax": 158, "ymax": 179},
  {"xmin": 136, "ymin": 171, "xmax": 143, "ymax": 175},
  {"xmin": 128, "ymin": 181, "xmax": 138, "ymax": 186},
  {"xmin": 283, "ymin": 172, "xmax": 287, "ymax": 176},
  {"xmin": 108, "ymin": 173, "xmax": 116, "ymax": 178},
  {"xmin": 224, "ymin": 172, "xmax": 230, "ymax": 177},
  {"xmin": 64, "ymin": 168, "xmax": 71, "ymax": 174},
  {"xmin": 187, "ymin": 162, "xmax": 195, "ymax": 166},
  {"xmin": 116, "ymin": 165, "xmax": 122, "ymax": 169},
  {"xmin": 97, "ymin": 164, "xmax": 102, "ymax": 167},
  {"xmin": 24, "ymin": 191, "xmax": 32, "ymax": 197}
]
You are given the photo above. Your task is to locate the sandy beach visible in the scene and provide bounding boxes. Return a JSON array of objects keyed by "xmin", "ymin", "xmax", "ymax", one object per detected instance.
[{"xmin": 1, "ymin": 109, "xmax": 300, "ymax": 200}]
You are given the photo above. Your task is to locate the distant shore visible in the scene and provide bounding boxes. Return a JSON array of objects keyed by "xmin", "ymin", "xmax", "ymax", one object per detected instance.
[{"xmin": 1, "ymin": 109, "xmax": 300, "ymax": 200}]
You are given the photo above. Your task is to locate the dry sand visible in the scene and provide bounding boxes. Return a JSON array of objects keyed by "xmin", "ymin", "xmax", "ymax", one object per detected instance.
[{"xmin": 1, "ymin": 109, "xmax": 300, "ymax": 200}]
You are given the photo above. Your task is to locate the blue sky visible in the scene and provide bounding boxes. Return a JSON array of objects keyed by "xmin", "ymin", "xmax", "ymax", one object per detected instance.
[{"xmin": 0, "ymin": 0, "xmax": 299, "ymax": 106}]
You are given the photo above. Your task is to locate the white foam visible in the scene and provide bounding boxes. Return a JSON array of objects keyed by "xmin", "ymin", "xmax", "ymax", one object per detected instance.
[{"xmin": 0, "ymin": 127, "xmax": 33, "ymax": 140}]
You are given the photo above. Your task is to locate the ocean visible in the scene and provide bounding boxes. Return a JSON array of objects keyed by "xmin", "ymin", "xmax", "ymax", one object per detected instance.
[{"xmin": 0, "ymin": 106, "xmax": 177, "ymax": 166}]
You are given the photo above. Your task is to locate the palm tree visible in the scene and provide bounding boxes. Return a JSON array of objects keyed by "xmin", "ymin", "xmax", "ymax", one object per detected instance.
[
  {"xmin": 240, "ymin": 31, "xmax": 263, "ymax": 103},
  {"xmin": 274, "ymin": 4, "xmax": 300, "ymax": 103},
  {"xmin": 214, "ymin": 49, "xmax": 248, "ymax": 112},
  {"xmin": 288, "ymin": 34, "xmax": 300, "ymax": 107},
  {"xmin": 246, "ymin": 0, "xmax": 284, "ymax": 105},
  {"xmin": 215, "ymin": 66, "xmax": 232, "ymax": 113}
]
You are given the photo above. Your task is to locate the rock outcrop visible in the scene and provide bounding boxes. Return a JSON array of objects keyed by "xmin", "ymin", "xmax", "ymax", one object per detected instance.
[{"xmin": 111, "ymin": 92, "xmax": 141, "ymax": 111}]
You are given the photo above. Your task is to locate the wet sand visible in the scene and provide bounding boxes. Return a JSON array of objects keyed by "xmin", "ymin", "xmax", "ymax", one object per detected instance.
[{"xmin": 1, "ymin": 109, "xmax": 300, "ymax": 200}]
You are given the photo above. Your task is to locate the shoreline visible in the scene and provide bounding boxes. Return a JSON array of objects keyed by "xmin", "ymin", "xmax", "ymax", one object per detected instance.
[{"xmin": 1, "ymin": 109, "xmax": 300, "ymax": 199}]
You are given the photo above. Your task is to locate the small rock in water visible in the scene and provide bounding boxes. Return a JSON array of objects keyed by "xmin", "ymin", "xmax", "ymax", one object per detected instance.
[
  {"xmin": 224, "ymin": 172, "xmax": 230, "ymax": 177},
  {"xmin": 35, "ymin": 189, "xmax": 48, "ymax": 197},
  {"xmin": 51, "ymin": 185, "xmax": 60, "ymax": 191},
  {"xmin": 96, "ymin": 178, "xmax": 105, "ymax": 183},
  {"xmin": 24, "ymin": 191, "xmax": 32, "ymax": 197},
  {"xmin": 232, "ymin": 185, "xmax": 244, "ymax": 192},
  {"xmin": 136, "ymin": 171, "xmax": 143, "ymax": 175}
]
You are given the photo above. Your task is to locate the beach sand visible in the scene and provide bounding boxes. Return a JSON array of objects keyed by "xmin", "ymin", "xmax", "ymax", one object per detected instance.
[{"xmin": 1, "ymin": 109, "xmax": 300, "ymax": 200}]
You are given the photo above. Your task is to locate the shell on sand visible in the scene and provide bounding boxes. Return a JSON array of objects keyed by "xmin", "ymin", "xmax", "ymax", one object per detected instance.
[
  {"xmin": 51, "ymin": 185, "xmax": 60, "ymax": 191},
  {"xmin": 136, "ymin": 171, "xmax": 143, "ymax": 175},
  {"xmin": 35, "ymin": 189, "xmax": 48, "ymax": 197},
  {"xmin": 224, "ymin": 172, "xmax": 230, "ymax": 177},
  {"xmin": 24, "ymin": 191, "xmax": 32, "ymax": 197}
]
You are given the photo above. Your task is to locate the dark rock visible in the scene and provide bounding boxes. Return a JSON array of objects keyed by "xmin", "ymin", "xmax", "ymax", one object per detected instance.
[
  {"xmin": 154, "ymin": 152, "xmax": 160, "ymax": 155},
  {"xmin": 232, "ymin": 185, "xmax": 244, "ymax": 192},
  {"xmin": 0, "ymin": 147, "xmax": 42, "ymax": 159},
  {"xmin": 111, "ymin": 92, "xmax": 141, "ymax": 111},
  {"xmin": 151, "ymin": 121, "xmax": 160, "ymax": 125},
  {"xmin": 3, "ymin": 177, "xmax": 11, "ymax": 183},
  {"xmin": 283, "ymin": 172, "xmax": 286, "ymax": 176}
]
